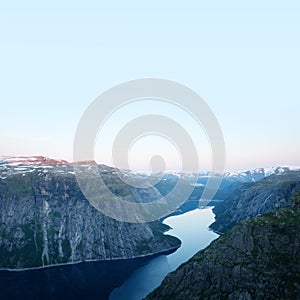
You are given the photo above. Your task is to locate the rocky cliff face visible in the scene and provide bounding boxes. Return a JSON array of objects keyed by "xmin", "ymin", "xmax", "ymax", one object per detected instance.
[
  {"xmin": 0, "ymin": 159, "xmax": 180, "ymax": 269},
  {"xmin": 210, "ymin": 171, "xmax": 300, "ymax": 233},
  {"xmin": 146, "ymin": 196, "xmax": 300, "ymax": 299}
]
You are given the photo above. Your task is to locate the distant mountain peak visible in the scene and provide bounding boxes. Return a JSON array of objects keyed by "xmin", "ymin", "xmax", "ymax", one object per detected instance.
[{"xmin": 0, "ymin": 155, "xmax": 70, "ymax": 166}]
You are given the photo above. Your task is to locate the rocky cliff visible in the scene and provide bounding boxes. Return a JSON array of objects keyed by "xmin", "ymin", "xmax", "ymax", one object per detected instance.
[
  {"xmin": 210, "ymin": 170, "xmax": 300, "ymax": 233},
  {"xmin": 0, "ymin": 158, "xmax": 180, "ymax": 269},
  {"xmin": 146, "ymin": 194, "xmax": 300, "ymax": 299}
]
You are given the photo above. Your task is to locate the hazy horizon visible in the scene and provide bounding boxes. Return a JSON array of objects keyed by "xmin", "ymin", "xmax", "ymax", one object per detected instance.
[{"xmin": 1, "ymin": 154, "xmax": 300, "ymax": 174}]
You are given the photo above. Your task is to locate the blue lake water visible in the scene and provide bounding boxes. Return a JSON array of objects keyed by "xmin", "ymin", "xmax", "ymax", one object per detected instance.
[
  {"xmin": 110, "ymin": 207, "xmax": 219, "ymax": 300},
  {"xmin": 0, "ymin": 207, "xmax": 218, "ymax": 300}
]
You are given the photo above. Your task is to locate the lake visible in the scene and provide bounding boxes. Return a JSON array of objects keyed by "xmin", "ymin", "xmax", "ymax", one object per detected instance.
[{"xmin": 110, "ymin": 207, "xmax": 219, "ymax": 299}]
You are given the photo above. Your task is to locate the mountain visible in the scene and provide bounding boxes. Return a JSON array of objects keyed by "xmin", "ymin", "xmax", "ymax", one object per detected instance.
[
  {"xmin": 0, "ymin": 157, "xmax": 180, "ymax": 269},
  {"xmin": 161, "ymin": 166, "xmax": 299, "ymax": 187},
  {"xmin": 210, "ymin": 170, "xmax": 300, "ymax": 233},
  {"xmin": 151, "ymin": 167, "xmax": 300, "ymax": 216},
  {"xmin": 1, "ymin": 156, "xmax": 299, "ymax": 275},
  {"xmin": 222, "ymin": 166, "xmax": 298, "ymax": 183},
  {"xmin": 146, "ymin": 169, "xmax": 300, "ymax": 299},
  {"xmin": 146, "ymin": 193, "xmax": 300, "ymax": 299}
]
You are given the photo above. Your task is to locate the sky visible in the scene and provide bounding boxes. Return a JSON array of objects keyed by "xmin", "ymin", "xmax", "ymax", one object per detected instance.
[{"xmin": 0, "ymin": 1, "xmax": 299, "ymax": 171}]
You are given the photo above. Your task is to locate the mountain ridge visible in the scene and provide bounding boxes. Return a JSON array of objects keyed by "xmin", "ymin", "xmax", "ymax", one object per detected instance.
[{"xmin": 210, "ymin": 170, "xmax": 300, "ymax": 233}]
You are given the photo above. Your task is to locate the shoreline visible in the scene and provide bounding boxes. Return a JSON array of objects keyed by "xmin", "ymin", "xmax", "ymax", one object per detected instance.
[
  {"xmin": 110, "ymin": 207, "xmax": 219, "ymax": 300},
  {"xmin": 0, "ymin": 244, "xmax": 181, "ymax": 273},
  {"xmin": 0, "ymin": 206, "xmax": 215, "ymax": 273}
]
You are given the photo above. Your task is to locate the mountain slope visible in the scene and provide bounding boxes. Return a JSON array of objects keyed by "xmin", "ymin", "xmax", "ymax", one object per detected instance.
[
  {"xmin": 210, "ymin": 170, "xmax": 300, "ymax": 233},
  {"xmin": 146, "ymin": 194, "xmax": 300, "ymax": 299},
  {"xmin": 0, "ymin": 159, "xmax": 180, "ymax": 269}
]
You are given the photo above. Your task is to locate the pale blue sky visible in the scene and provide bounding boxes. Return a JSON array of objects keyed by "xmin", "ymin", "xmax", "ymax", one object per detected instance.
[{"xmin": 0, "ymin": 1, "xmax": 299, "ymax": 171}]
